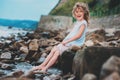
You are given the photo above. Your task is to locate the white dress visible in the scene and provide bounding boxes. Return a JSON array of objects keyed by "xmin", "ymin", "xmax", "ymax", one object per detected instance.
[{"xmin": 56, "ymin": 20, "xmax": 87, "ymax": 55}]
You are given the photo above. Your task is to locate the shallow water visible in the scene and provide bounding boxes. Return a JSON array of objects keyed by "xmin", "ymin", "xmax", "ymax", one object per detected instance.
[{"xmin": 0, "ymin": 61, "xmax": 62, "ymax": 79}]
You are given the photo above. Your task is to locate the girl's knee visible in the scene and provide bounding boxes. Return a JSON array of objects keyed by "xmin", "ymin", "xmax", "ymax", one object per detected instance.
[{"xmin": 55, "ymin": 51, "xmax": 60, "ymax": 56}]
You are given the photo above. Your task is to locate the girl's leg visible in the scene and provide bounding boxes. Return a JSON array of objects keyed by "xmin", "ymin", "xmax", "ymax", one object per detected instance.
[
  {"xmin": 41, "ymin": 50, "xmax": 60, "ymax": 72},
  {"xmin": 32, "ymin": 46, "xmax": 58, "ymax": 70}
]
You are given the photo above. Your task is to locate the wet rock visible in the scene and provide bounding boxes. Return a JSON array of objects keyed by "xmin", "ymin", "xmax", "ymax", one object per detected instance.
[
  {"xmin": 8, "ymin": 26, "xmax": 13, "ymax": 29},
  {"xmin": 21, "ymin": 36, "xmax": 29, "ymax": 41},
  {"xmin": 25, "ymin": 51, "xmax": 38, "ymax": 61},
  {"xmin": 9, "ymin": 45, "xmax": 17, "ymax": 51},
  {"xmin": 35, "ymin": 53, "xmax": 47, "ymax": 64},
  {"xmin": 15, "ymin": 62, "xmax": 32, "ymax": 71},
  {"xmin": 32, "ymin": 69, "xmax": 62, "ymax": 80},
  {"xmin": 6, "ymin": 35, "xmax": 15, "ymax": 40},
  {"xmin": 0, "ymin": 77, "xmax": 18, "ymax": 80},
  {"xmin": 59, "ymin": 49, "xmax": 75, "ymax": 74},
  {"xmin": 47, "ymin": 68, "xmax": 62, "ymax": 75},
  {"xmin": 20, "ymin": 70, "xmax": 35, "ymax": 79},
  {"xmin": 19, "ymin": 77, "xmax": 33, "ymax": 80},
  {"xmin": 49, "ymin": 74, "xmax": 62, "ymax": 80},
  {"xmin": 32, "ymin": 33, "xmax": 41, "ymax": 39},
  {"xmin": 0, "ymin": 52, "xmax": 12, "ymax": 59},
  {"xmin": 82, "ymin": 73, "xmax": 97, "ymax": 80},
  {"xmin": 7, "ymin": 70, "xmax": 24, "ymax": 77},
  {"xmin": 41, "ymin": 31, "xmax": 51, "ymax": 38},
  {"xmin": 13, "ymin": 40, "xmax": 25, "ymax": 50},
  {"xmin": 29, "ymin": 39, "xmax": 39, "ymax": 51},
  {"xmin": 0, "ymin": 43, "xmax": 10, "ymax": 50},
  {"xmin": 31, "ymin": 53, "xmax": 46, "ymax": 65},
  {"xmin": 31, "ymin": 51, "xmax": 42, "ymax": 62},
  {"xmin": 114, "ymin": 30, "xmax": 120, "ymax": 38},
  {"xmin": 25, "ymin": 32, "xmax": 41, "ymax": 39},
  {"xmin": 1, "ymin": 60, "xmax": 15, "ymax": 64},
  {"xmin": 34, "ymin": 56, "xmax": 45, "ymax": 65},
  {"xmin": 25, "ymin": 32, "xmax": 35, "ymax": 39},
  {"xmin": 100, "ymin": 56, "xmax": 120, "ymax": 79},
  {"xmin": 102, "ymin": 72, "xmax": 120, "ymax": 80},
  {"xmin": 0, "ymin": 70, "xmax": 5, "ymax": 76},
  {"xmin": 0, "ymin": 42, "xmax": 4, "ymax": 49},
  {"xmin": 1, "ymin": 63, "xmax": 15, "ymax": 70},
  {"xmin": 5, "ymin": 40, "xmax": 12, "ymax": 44},
  {"xmin": 43, "ymin": 76, "xmax": 51, "ymax": 80},
  {"xmin": 72, "ymin": 46, "xmax": 120, "ymax": 80},
  {"xmin": 40, "ymin": 39, "xmax": 49, "ymax": 48},
  {"xmin": 63, "ymin": 73, "xmax": 75, "ymax": 80},
  {"xmin": 19, "ymin": 54, "xmax": 27, "ymax": 61},
  {"xmin": 67, "ymin": 75, "xmax": 75, "ymax": 80}
]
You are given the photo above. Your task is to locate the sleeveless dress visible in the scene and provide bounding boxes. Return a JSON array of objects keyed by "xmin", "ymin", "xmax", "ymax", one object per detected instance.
[{"xmin": 56, "ymin": 20, "xmax": 87, "ymax": 55}]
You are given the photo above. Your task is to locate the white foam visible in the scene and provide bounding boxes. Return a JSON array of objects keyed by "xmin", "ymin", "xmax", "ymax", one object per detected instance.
[{"xmin": 0, "ymin": 26, "xmax": 28, "ymax": 37}]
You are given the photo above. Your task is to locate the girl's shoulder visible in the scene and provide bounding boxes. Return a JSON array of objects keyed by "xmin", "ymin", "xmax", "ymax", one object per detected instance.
[{"xmin": 76, "ymin": 20, "xmax": 87, "ymax": 26}]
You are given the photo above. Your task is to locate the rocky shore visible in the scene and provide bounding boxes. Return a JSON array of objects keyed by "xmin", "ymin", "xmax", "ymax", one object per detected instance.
[{"xmin": 0, "ymin": 15, "xmax": 120, "ymax": 80}]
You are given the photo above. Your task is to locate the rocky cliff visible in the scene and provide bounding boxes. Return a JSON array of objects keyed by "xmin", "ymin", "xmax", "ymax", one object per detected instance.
[
  {"xmin": 89, "ymin": 14, "xmax": 120, "ymax": 29},
  {"xmin": 38, "ymin": 15, "xmax": 73, "ymax": 31}
]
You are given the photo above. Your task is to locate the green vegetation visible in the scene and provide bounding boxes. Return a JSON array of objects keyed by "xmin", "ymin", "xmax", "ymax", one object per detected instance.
[
  {"xmin": 50, "ymin": 0, "xmax": 93, "ymax": 16},
  {"xmin": 90, "ymin": 0, "xmax": 120, "ymax": 17},
  {"xmin": 49, "ymin": 0, "xmax": 120, "ymax": 17}
]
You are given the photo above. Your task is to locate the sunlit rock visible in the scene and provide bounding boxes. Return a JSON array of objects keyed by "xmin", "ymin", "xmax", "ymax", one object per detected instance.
[
  {"xmin": 20, "ymin": 46, "xmax": 29, "ymax": 54},
  {"xmin": 29, "ymin": 39, "xmax": 39, "ymax": 51}
]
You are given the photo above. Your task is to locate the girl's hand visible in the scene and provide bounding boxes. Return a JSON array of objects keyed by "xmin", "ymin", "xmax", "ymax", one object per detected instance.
[{"xmin": 61, "ymin": 41, "xmax": 68, "ymax": 46}]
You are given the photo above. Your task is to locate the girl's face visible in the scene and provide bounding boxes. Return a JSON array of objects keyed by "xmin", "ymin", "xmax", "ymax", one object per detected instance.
[{"xmin": 74, "ymin": 7, "xmax": 84, "ymax": 21}]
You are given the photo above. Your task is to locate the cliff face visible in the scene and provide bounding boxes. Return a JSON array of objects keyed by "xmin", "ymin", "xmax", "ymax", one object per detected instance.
[
  {"xmin": 89, "ymin": 14, "xmax": 120, "ymax": 29},
  {"xmin": 56, "ymin": 0, "xmax": 68, "ymax": 8},
  {"xmin": 38, "ymin": 15, "xmax": 73, "ymax": 31}
]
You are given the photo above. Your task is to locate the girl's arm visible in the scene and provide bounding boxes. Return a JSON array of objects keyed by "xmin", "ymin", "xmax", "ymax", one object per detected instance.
[{"xmin": 62, "ymin": 24, "xmax": 86, "ymax": 45}]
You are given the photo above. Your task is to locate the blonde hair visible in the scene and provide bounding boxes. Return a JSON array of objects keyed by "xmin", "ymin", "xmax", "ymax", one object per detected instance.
[{"xmin": 72, "ymin": 2, "xmax": 90, "ymax": 24}]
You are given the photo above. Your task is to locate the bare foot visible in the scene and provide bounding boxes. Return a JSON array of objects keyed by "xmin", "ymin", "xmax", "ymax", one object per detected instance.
[
  {"xmin": 40, "ymin": 67, "xmax": 47, "ymax": 73},
  {"xmin": 32, "ymin": 64, "xmax": 45, "ymax": 71}
]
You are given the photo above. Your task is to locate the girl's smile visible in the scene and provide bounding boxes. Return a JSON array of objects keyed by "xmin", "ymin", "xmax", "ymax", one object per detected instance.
[{"xmin": 74, "ymin": 7, "xmax": 84, "ymax": 21}]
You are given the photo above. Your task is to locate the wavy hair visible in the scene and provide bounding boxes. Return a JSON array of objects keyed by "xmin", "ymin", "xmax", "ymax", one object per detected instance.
[{"xmin": 72, "ymin": 2, "xmax": 90, "ymax": 24}]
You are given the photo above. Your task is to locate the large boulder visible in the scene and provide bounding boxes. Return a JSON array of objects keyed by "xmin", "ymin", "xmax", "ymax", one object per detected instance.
[
  {"xmin": 100, "ymin": 56, "xmax": 120, "ymax": 80},
  {"xmin": 82, "ymin": 73, "xmax": 97, "ymax": 80},
  {"xmin": 58, "ymin": 49, "xmax": 76, "ymax": 74},
  {"xmin": 72, "ymin": 46, "xmax": 120, "ymax": 80}
]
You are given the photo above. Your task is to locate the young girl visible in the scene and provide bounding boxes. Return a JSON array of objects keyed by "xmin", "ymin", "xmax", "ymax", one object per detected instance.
[{"xmin": 32, "ymin": 2, "xmax": 89, "ymax": 73}]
